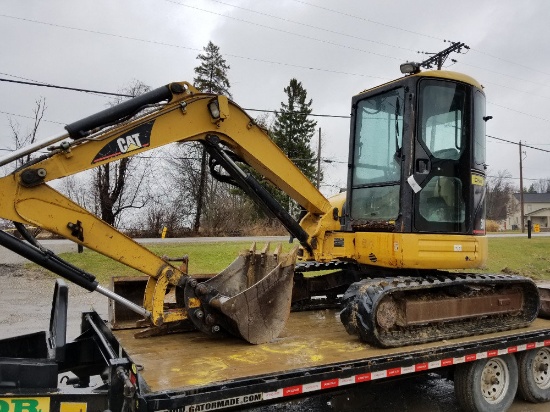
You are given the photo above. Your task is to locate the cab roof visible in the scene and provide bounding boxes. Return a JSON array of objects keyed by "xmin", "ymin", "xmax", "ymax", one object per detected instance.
[{"xmin": 356, "ymin": 70, "xmax": 483, "ymax": 97}]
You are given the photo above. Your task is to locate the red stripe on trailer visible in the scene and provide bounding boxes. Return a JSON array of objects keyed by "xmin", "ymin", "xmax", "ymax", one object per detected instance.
[
  {"xmin": 415, "ymin": 363, "xmax": 428, "ymax": 372},
  {"xmin": 283, "ymin": 386, "xmax": 303, "ymax": 396},
  {"xmin": 355, "ymin": 373, "xmax": 372, "ymax": 382},
  {"xmin": 387, "ymin": 367, "xmax": 401, "ymax": 377},
  {"xmin": 321, "ymin": 379, "xmax": 339, "ymax": 389},
  {"xmin": 260, "ymin": 339, "xmax": 546, "ymax": 406}
]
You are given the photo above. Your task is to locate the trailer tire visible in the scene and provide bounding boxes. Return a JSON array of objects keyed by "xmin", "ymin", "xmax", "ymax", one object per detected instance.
[
  {"xmin": 517, "ymin": 347, "xmax": 550, "ymax": 403},
  {"xmin": 454, "ymin": 355, "xmax": 518, "ymax": 412}
]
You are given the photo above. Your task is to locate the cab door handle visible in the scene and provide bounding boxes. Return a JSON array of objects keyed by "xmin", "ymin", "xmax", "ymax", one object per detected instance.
[{"xmin": 416, "ymin": 158, "xmax": 430, "ymax": 174}]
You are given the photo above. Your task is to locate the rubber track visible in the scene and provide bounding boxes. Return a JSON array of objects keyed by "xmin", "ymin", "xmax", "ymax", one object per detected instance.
[{"xmin": 340, "ymin": 273, "xmax": 540, "ymax": 348}]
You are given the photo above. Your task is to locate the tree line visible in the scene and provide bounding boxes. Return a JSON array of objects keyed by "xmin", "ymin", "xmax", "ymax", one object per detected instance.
[
  {"xmin": 2, "ymin": 41, "xmax": 322, "ymax": 237},
  {"xmin": 486, "ymin": 172, "xmax": 550, "ymax": 222},
  {"xmin": 6, "ymin": 40, "xmax": 544, "ymax": 233}
]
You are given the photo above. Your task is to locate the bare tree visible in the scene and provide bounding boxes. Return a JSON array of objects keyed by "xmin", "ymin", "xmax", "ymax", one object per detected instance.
[
  {"xmin": 93, "ymin": 80, "xmax": 152, "ymax": 227},
  {"xmin": 486, "ymin": 170, "xmax": 515, "ymax": 221},
  {"xmin": 166, "ymin": 143, "xmax": 204, "ymax": 228},
  {"xmin": 0, "ymin": 98, "xmax": 47, "ymax": 230},
  {"xmin": 7, "ymin": 97, "xmax": 47, "ymax": 169},
  {"xmin": 533, "ymin": 178, "xmax": 550, "ymax": 193}
]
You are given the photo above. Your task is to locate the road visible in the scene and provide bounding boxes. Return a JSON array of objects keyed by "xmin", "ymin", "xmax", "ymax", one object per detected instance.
[
  {"xmin": 0, "ymin": 236, "xmax": 548, "ymax": 410},
  {"xmin": 0, "ymin": 235, "xmax": 290, "ymax": 264}
]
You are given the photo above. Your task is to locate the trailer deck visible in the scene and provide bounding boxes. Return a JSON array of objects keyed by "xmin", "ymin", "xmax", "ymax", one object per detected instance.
[
  {"xmin": 114, "ymin": 309, "xmax": 550, "ymax": 393},
  {"xmin": 4, "ymin": 280, "xmax": 550, "ymax": 412}
]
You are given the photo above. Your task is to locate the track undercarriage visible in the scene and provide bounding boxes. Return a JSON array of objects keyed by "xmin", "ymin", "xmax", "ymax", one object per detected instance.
[{"xmin": 294, "ymin": 263, "xmax": 541, "ymax": 348}]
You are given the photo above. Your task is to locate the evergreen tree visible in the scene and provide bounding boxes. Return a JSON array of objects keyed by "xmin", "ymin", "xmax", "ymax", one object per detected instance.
[
  {"xmin": 193, "ymin": 41, "xmax": 232, "ymax": 98},
  {"xmin": 272, "ymin": 79, "xmax": 317, "ymax": 181},
  {"xmin": 269, "ymin": 79, "xmax": 319, "ymax": 213},
  {"xmin": 191, "ymin": 41, "xmax": 232, "ymax": 233}
]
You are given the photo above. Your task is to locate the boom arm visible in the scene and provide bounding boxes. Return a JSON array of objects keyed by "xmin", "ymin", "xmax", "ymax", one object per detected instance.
[{"xmin": 0, "ymin": 81, "xmax": 339, "ymax": 326}]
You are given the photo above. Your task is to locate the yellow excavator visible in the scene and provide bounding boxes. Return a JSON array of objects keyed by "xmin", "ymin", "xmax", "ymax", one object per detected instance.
[{"xmin": 0, "ymin": 54, "xmax": 539, "ymax": 348}]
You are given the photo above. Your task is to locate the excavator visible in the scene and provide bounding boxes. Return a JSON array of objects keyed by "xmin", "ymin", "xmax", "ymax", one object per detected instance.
[{"xmin": 0, "ymin": 51, "xmax": 540, "ymax": 348}]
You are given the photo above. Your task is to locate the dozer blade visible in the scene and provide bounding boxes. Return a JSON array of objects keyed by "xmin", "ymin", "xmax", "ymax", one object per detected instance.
[{"xmin": 182, "ymin": 243, "xmax": 298, "ymax": 344}]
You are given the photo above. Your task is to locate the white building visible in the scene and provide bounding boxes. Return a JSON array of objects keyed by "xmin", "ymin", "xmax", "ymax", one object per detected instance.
[{"xmin": 506, "ymin": 193, "xmax": 550, "ymax": 231}]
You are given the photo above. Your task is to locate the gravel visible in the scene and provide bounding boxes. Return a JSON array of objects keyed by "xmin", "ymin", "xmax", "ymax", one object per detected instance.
[{"xmin": 0, "ymin": 263, "xmax": 107, "ymax": 340}]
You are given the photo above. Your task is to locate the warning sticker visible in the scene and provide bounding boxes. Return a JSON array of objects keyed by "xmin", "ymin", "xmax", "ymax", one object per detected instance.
[{"xmin": 471, "ymin": 174, "xmax": 485, "ymax": 186}]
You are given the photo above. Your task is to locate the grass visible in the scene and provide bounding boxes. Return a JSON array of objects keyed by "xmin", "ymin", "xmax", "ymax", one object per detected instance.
[
  {"xmin": 474, "ymin": 237, "xmax": 550, "ymax": 280},
  {"xmin": 29, "ymin": 236, "xmax": 550, "ymax": 284},
  {"xmin": 35, "ymin": 241, "xmax": 295, "ymax": 284}
]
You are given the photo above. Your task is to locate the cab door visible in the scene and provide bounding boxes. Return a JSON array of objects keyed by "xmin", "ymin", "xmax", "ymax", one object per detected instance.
[{"xmin": 411, "ymin": 79, "xmax": 472, "ymax": 234}]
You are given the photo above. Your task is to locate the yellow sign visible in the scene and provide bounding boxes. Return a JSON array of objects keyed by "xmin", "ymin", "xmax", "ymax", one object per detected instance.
[
  {"xmin": 60, "ymin": 402, "xmax": 87, "ymax": 412},
  {"xmin": 471, "ymin": 174, "xmax": 485, "ymax": 186},
  {"xmin": 534, "ymin": 224, "xmax": 540, "ymax": 233},
  {"xmin": 0, "ymin": 397, "xmax": 50, "ymax": 412}
]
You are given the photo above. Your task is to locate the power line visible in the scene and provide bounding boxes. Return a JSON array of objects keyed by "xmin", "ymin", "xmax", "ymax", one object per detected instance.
[
  {"xmin": 0, "ymin": 110, "xmax": 65, "ymax": 125},
  {"xmin": 460, "ymin": 62, "xmax": 550, "ymax": 91},
  {"xmin": 3, "ymin": 78, "xmax": 550, "ymax": 151},
  {"xmin": 486, "ymin": 101, "xmax": 550, "ymax": 124},
  {"xmin": 482, "ymin": 80, "xmax": 550, "ymax": 102},
  {"xmin": 487, "ymin": 135, "xmax": 550, "ymax": 153},
  {"xmin": 0, "ymin": 78, "xmax": 133, "ymax": 98},
  {"xmin": 244, "ymin": 108, "xmax": 349, "ymax": 119},
  {"xmin": 0, "ymin": 14, "xmax": 388, "ymax": 81},
  {"xmin": 0, "ymin": 76, "xmax": 351, "ymax": 120},
  {"xmin": 468, "ymin": 49, "xmax": 550, "ymax": 79},
  {"xmin": 164, "ymin": 1, "xmax": 405, "ymax": 63},
  {"xmin": 205, "ymin": 0, "xmax": 416, "ymax": 53},
  {"xmin": 289, "ymin": 0, "xmax": 550, "ymax": 81},
  {"xmin": 487, "ymin": 174, "xmax": 547, "ymax": 182},
  {"xmin": 289, "ymin": 0, "xmax": 441, "ymax": 41}
]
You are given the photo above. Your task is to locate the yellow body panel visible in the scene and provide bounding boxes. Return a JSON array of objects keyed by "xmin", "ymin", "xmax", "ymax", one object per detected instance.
[
  {"xmin": 357, "ymin": 70, "xmax": 483, "ymax": 97},
  {"xmin": 318, "ymin": 232, "xmax": 487, "ymax": 270}
]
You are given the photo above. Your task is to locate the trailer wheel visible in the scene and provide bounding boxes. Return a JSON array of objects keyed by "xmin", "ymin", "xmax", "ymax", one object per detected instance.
[
  {"xmin": 454, "ymin": 355, "xmax": 518, "ymax": 412},
  {"xmin": 517, "ymin": 347, "xmax": 550, "ymax": 403}
]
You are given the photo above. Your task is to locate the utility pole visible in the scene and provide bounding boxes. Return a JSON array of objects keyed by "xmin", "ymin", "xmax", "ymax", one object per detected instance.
[
  {"xmin": 316, "ymin": 128, "xmax": 321, "ymax": 189},
  {"xmin": 519, "ymin": 141, "xmax": 525, "ymax": 233},
  {"xmin": 418, "ymin": 41, "xmax": 469, "ymax": 71}
]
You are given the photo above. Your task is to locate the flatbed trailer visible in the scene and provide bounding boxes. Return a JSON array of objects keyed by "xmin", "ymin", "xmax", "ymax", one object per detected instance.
[{"xmin": 2, "ymin": 280, "xmax": 550, "ymax": 412}]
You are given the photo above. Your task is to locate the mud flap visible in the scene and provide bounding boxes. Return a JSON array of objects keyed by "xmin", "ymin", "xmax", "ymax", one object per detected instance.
[{"xmin": 183, "ymin": 244, "xmax": 298, "ymax": 344}]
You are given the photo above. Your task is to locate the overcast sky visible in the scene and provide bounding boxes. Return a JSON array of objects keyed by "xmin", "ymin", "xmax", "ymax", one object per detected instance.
[{"xmin": 1, "ymin": 0, "xmax": 549, "ymax": 195}]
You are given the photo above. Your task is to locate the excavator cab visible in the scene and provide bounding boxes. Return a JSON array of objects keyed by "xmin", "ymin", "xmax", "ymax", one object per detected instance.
[{"xmin": 347, "ymin": 71, "xmax": 487, "ymax": 236}]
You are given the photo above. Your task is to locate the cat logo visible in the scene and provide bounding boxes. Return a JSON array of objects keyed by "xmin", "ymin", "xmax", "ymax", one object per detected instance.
[
  {"xmin": 92, "ymin": 121, "xmax": 153, "ymax": 164},
  {"xmin": 117, "ymin": 133, "xmax": 142, "ymax": 154}
]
